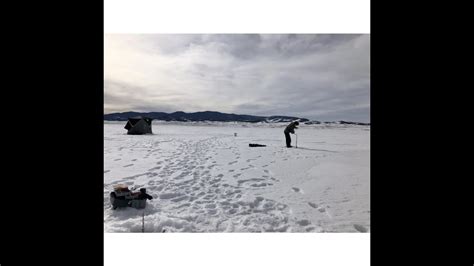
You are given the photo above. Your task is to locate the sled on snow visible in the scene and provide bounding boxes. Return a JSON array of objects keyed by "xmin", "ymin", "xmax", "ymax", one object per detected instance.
[{"xmin": 110, "ymin": 184, "xmax": 153, "ymax": 210}]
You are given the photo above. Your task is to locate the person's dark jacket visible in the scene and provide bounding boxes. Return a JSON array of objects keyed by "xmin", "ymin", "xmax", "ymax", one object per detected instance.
[
  {"xmin": 284, "ymin": 121, "xmax": 299, "ymax": 134},
  {"xmin": 138, "ymin": 188, "xmax": 153, "ymax": 200}
]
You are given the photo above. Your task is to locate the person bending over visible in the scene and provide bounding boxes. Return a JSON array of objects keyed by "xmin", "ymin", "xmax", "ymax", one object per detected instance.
[{"xmin": 284, "ymin": 121, "xmax": 299, "ymax": 148}]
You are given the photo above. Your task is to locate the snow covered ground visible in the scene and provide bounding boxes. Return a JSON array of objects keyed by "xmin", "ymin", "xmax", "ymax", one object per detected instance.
[{"xmin": 104, "ymin": 121, "xmax": 370, "ymax": 233}]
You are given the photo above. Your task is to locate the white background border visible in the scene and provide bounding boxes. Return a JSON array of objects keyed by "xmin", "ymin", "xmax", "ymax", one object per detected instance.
[
  {"xmin": 105, "ymin": 233, "xmax": 370, "ymax": 266},
  {"xmin": 104, "ymin": 0, "xmax": 370, "ymax": 33}
]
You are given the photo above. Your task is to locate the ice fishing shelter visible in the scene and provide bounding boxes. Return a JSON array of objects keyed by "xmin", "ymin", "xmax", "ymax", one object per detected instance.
[{"xmin": 124, "ymin": 116, "xmax": 153, "ymax": 135}]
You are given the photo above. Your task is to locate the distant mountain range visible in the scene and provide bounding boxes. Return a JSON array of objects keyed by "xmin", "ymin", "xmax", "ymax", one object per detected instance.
[{"xmin": 104, "ymin": 111, "xmax": 370, "ymax": 125}]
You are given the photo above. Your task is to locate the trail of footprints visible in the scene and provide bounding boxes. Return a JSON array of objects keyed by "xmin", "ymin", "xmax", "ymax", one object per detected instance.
[{"xmin": 105, "ymin": 137, "xmax": 310, "ymax": 232}]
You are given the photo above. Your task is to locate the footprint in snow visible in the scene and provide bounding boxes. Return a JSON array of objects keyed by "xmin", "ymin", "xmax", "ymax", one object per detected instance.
[
  {"xmin": 297, "ymin": 219, "xmax": 311, "ymax": 226},
  {"xmin": 354, "ymin": 224, "xmax": 368, "ymax": 233}
]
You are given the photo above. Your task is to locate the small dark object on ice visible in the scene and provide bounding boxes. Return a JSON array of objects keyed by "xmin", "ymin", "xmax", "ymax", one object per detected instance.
[{"xmin": 249, "ymin": 143, "xmax": 266, "ymax": 147}]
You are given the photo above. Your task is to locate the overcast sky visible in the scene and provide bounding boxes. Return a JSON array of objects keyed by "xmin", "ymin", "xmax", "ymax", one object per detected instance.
[{"xmin": 105, "ymin": 34, "xmax": 370, "ymax": 122}]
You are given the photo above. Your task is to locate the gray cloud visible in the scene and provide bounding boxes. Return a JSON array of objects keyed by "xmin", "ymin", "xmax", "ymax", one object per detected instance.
[{"xmin": 105, "ymin": 34, "xmax": 370, "ymax": 122}]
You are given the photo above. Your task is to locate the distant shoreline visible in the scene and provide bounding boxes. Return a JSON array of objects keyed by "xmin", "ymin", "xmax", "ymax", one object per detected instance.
[
  {"xmin": 104, "ymin": 120, "xmax": 370, "ymax": 127},
  {"xmin": 104, "ymin": 111, "xmax": 370, "ymax": 125}
]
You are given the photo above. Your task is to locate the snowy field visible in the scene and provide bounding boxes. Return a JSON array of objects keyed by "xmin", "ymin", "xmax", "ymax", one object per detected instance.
[{"xmin": 104, "ymin": 121, "xmax": 370, "ymax": 233}]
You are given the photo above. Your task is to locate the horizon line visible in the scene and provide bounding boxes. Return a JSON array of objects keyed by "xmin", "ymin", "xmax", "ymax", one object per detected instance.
[{"xmin": 104, "ymin": 110, "xmax": 370, "ymax": 123}]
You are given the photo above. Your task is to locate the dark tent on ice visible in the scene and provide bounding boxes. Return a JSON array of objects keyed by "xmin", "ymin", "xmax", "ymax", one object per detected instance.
[{"xmin": 124, "ymin": 116, "xmax": 153, "ymax": 135}]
